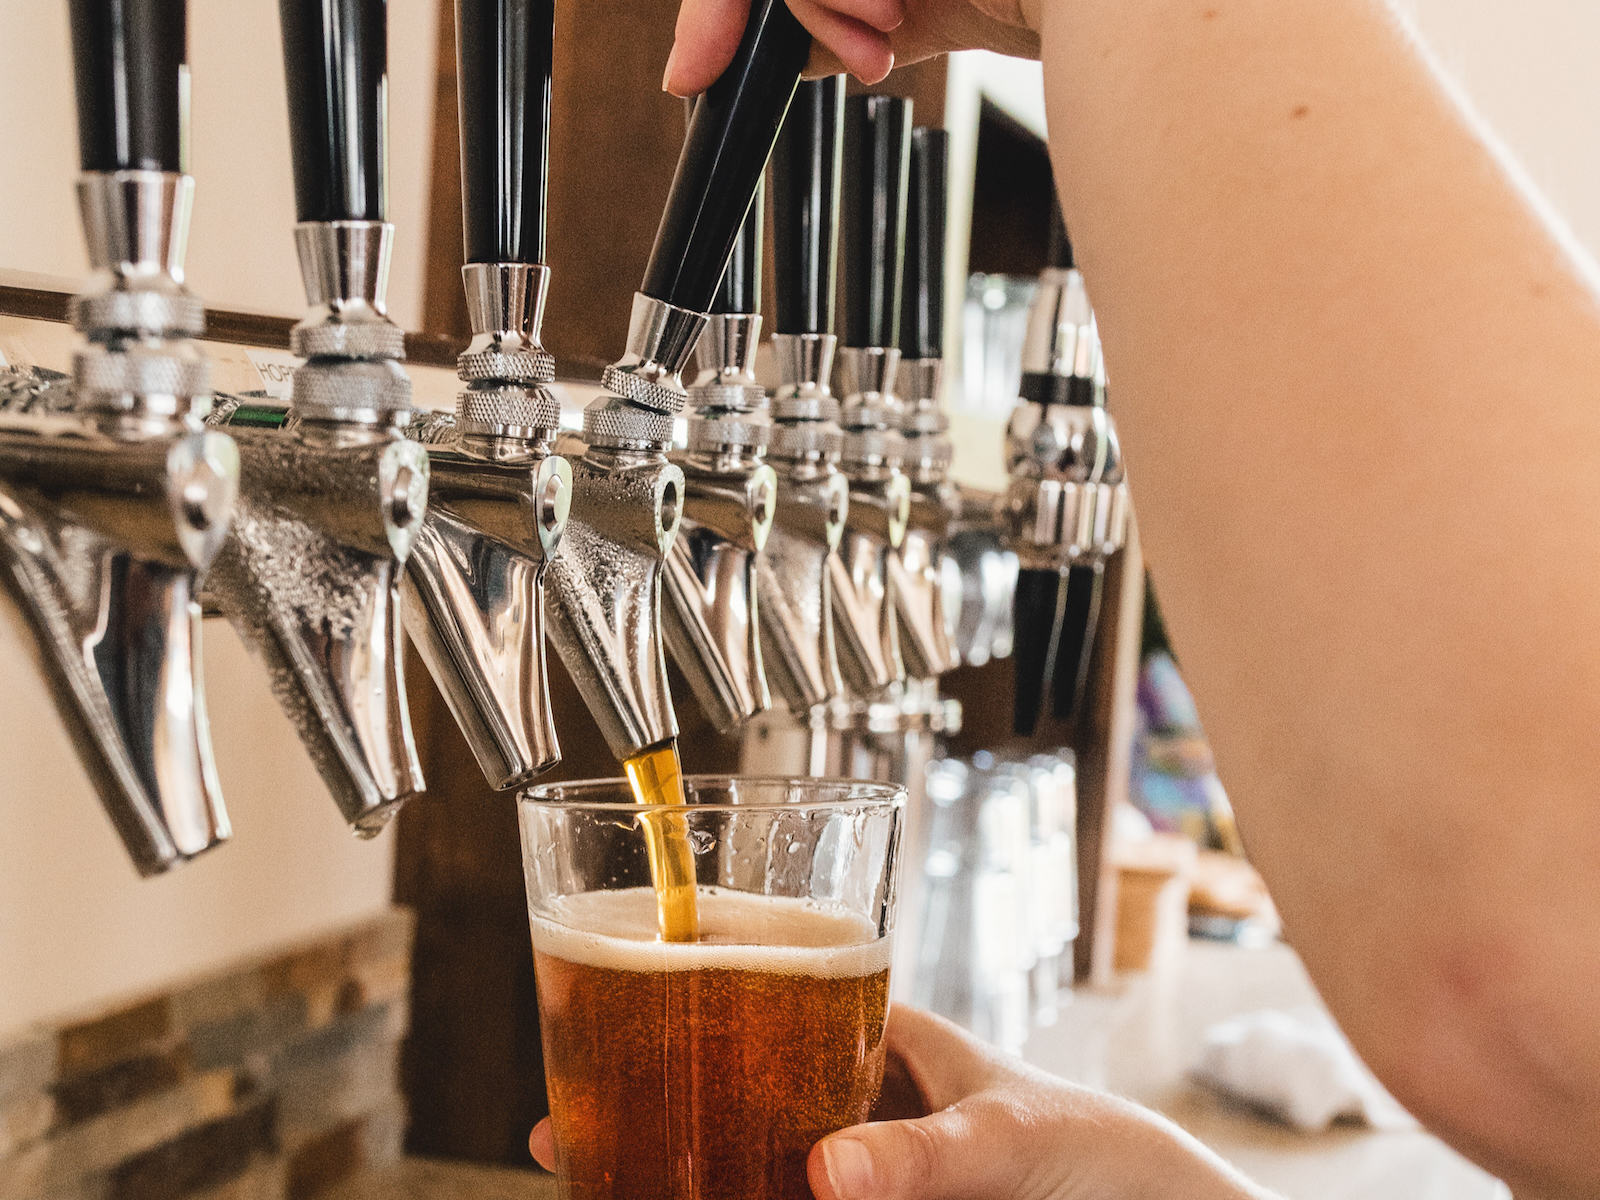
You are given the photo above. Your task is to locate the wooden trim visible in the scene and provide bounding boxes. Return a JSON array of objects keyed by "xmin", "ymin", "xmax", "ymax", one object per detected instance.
[
  {"xmin": 1073, "ymin": 509, "xmax": 1145, "ymax": 986},
  {"xmin": 0, "ymin": 282, "xmax": 466, "ymax": 368}
]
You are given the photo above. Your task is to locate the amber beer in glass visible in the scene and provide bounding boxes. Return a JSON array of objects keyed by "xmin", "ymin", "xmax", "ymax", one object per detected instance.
[{"xmin": 518, "ymin": 777, "xmax": 904, "ymax": 1200}]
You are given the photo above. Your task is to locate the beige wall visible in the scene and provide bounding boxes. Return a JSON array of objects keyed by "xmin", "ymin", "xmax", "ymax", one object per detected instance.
[
  {"xmin": 0, "ymin": 0, "xmax": 439, "ymax": 326},
  {"xmin": 1402, "ymin": 0, "xmax": 1600, "ymax": 261},
  {"xmin": 0, "ymin": 1, "xmax": 440, "ymax": 1036}
]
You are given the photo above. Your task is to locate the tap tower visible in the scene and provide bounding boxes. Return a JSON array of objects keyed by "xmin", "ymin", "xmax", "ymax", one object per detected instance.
[{"xmin": 1004, "ymin": 201, "xmax": 1130, "ymax": 734}]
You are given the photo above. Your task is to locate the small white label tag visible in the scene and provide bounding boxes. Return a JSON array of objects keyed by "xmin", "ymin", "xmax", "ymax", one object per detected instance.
[
  {"xmin": 245, "ymin": 347, "xmax": 303, "ymax": 401},
  {"xmin": 0, "ymin": 345, "xmax": 11, "ymax": 370}
]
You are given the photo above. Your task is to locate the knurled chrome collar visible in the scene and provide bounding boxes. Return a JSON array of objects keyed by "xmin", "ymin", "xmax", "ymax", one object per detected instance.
[
  {"xmin": 72, "ymin": 345, "xmax": 210, "ymax": 404},
  {"xmin": 841, "ymin": 426, "xmax": 905, "ymax": 469},
  {"xmin": 72, "ymin": 289, "xmax": 205, "ymax": 340},
  {"xmin": 901, "ymin": 405, "xmax": 949, "ymax": 436},
  {"xmin": 291, "ymin": 357, "xmax": 413, "ymax": 422},
  {"xmin": 840, "ymin": 397, "xmax": 900, "ymax": 433},
  {"xmin": 458, "ymin": 345, "xmax": 556, "ymax": 384},
  {"xmin": 687, "ymin": 381, "xmax": 768, "ymax": 415},
  {"xmin": 685, "ymin": 411, "xmax": 770, "ymax": 453},
  {"xmin": 455, "ymin": 384, "xmax": 562, "ymax": 437},
  {"xmin": 291, "ymin": 318, "xmax": 407, "ymax": 361},
  {"xmin": 583, "ymin": 399, "xmax": 675, "ymax": 449},
  {"xmin": 772, "ymin": 389, "xmax": 841, "ymax": 423},
  {"xmin": 767, "ymin": 420, "xmax": 843, "ymax": 462},
  {"xmin": 600, "ymin": 364, "xmax": 688, "ymax": 415},
  {"xmin": 900, "ymin": 432, "xmax": 954, "ymax": 472}
]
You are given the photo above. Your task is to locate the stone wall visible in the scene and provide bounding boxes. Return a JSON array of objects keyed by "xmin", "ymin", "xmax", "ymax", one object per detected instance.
[{"xmin": 0, "ymin": 908, "xmax": 412, "ymax": 1200}]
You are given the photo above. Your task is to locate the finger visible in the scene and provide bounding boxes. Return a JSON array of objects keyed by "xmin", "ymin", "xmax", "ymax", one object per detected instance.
[
  {"xmin": 824, "ymin": 0, "xmax": 905, "ymax": 34},
  {"xmin": 802, "ymin": 45, "xmax": 847, "ymax": 79},
  {"xmin": 663, "ymin": 0, "xmax": 752, "ymax": 96},
  {"xmin": 528, "ymin": 1118, "xmax": 556, "ymax": 1171},
  {"xmin": 807, "ymin": 1102, "xmax": 1033, "ymax": 1200},
  {"xmin": 882, "ymin": 1005, "xmax": 1010, "ymax": 1111},
  {"xmin": 786, "ymin": 0, "xmax": 895, "ymax": 85}
]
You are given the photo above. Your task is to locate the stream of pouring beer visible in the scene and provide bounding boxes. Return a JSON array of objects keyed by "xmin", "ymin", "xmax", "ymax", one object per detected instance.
[{"xmin": 622, "ymin": 739, "xmax": 701, "ymax": 942}]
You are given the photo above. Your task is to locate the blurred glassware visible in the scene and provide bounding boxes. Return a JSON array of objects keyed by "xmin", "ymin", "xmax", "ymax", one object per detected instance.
[
  {"xmin": 947, "ymin": 527, "xmax": 1018, "ymax": 666},
  {"xmin": 959, "ymin": 274, "xmax": 1038, "ymax": 421},
  {"xmin": 908, "ymin": 749, "xmax": 1079, "ymax": 1054}
]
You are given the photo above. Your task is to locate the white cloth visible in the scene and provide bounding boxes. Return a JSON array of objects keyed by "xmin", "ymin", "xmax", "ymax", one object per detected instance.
[{"xmin": 1192, "ymin": 1008, "xmax": 1417, "ymax": 1132}]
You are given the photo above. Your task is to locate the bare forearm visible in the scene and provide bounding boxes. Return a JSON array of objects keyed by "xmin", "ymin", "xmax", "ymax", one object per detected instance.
[{"xmin": 1039, "ymin": 0, "xmax": 1600, "ymax": 1192}]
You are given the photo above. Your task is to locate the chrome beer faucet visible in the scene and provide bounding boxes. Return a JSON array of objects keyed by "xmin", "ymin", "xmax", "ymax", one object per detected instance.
[
  {"xmin": 830, "ymin": 96, "xmax": 913, "ymax": 708},
  {"xmin": 545, "ymin": 0, "xmax": 809, "ymax": 761},
  {"xmin": 664, "ymin": 172, "xmax": 777, "ymax": 735},
  {"xmin": 207, "ymin": 0, "xmax": 428, "ymax": 833},
  {"xmin": 0, "ymin": 0, "xmax": 240, "ymax": 876},
  {"xmin": 400, "ymin": 0, "xmax": 572, "ymax": 791},
  {"xmin": 1003, "ymin": 200, "xmax": 1130, "ymax": 734},
  {"xmin": 890, "ymin": 128, "xmax": 960, "ymax": 687},
  {"xmin": 758, "ymin": 76, "xmax": 850, "ymax": 756}
]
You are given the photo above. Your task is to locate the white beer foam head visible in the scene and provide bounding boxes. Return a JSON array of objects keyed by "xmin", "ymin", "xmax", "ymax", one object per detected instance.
[{"xmin": 529, "ymin": 887, "xmax": 892, "ymax": 977}]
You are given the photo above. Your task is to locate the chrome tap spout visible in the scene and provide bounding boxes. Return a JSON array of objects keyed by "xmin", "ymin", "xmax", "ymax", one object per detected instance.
[
  {"xmin": 831, "ymin": 397, "xmax": 910, "ymax": 700},
  {"xmin": 207, "ymin": 220, "xmax": 429, "ymax": 835},
  {"xmin": 545, "ymin": 295, "xmax": 692, "ymax": 760},
  {"xmin": 401, "ymin": 262, "xmax": 572, "ymax": 790},
  {"xmin": 544, "ymin": 400, "xmax": 685, "ymax": 761},
  {"xmin": 0, "ymin": 409, "xmax": 238, "ymax": 876},
  {"xmin": 664, "ymin": 191, "xmax": 779, "ymax": 735},
  {"xmin": 0, "ymin": 157, "xmax": 241, "ymax": 876}
]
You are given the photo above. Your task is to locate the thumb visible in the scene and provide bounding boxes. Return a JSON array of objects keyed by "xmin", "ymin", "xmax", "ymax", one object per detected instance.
[{"xmin": 807, "ymin": 1102, "xmax": 1035, "ymax": 1200}]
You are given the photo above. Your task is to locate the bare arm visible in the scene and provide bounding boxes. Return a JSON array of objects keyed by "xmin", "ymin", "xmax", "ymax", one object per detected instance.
[
  {"xmin": 1042, "ymin": 2, "xmax": 1600, "ymax": 1193},
  {"xmin": 667, "ymin": 0, "xmax": 1600, "ymax": 1194}
]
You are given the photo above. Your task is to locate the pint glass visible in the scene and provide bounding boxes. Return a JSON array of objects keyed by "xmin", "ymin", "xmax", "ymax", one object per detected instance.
[{"xmin": 518, "ymin": 777, "xmax": 904, "ymax": 1200}]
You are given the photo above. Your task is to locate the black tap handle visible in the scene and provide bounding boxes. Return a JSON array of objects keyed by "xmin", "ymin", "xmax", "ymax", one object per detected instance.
[
  {"xmin": 641, "ymin": 0, "xmax": 811, "ymax": 313},
  {"xmin": 899, "ymin": 127, "xmax": 947, "ymax": 360},
  {"xmin": 1011, "ymin": 567, "xmax": 1062, "ymax": 737},
  {"xmin": 711, "ymin": 177, "xmax": 763, "ymax": 314},
  {"xmin": 1050, "ymin": 563, "xmax": 1104, "ymax": 723},
  {"xmin": 840, "ymin": 95, "xmax": 912, "ymax": 349},
  {"xmin": 69, "ymin": 0, "xmax": 187, "ymax": 173},
  {"xmin": 770, "ymin": 75, "xmax": 845, "ymax": 336},
  {"xmin": 279, "ymin": 0, "xmax": 388, "ymax": 223},
  {"xmin": 456, "ymin": 0, "xmax": 553, "ymax": 264},
  {"xmin": 1046, "ymin": 193, "xmax": 1074, "ymax": 269}
]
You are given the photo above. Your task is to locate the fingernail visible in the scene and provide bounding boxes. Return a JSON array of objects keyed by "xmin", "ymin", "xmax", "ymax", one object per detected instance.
[
  {"xmin": 662, "ymin": 42, "xmax": 680, "ymax": 92},
  {"xmin": 823, "ymin": 1138, "xmax": 874, "ymax": 1200}
]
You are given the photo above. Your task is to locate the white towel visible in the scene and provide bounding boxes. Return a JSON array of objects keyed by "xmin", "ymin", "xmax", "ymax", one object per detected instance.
[{"xmin": 1191, "ymin": 1008, "xmax": 1417, "ymax": 1132}]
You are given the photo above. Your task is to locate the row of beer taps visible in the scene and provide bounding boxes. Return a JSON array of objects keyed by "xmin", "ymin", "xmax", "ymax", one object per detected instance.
[{"xmin": 0, "ymin": 0, "xmax": 1128, "ymax": 881}]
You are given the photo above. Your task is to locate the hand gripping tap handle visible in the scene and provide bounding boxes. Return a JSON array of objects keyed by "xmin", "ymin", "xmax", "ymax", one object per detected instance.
[
  {"xmin": 457, "ymin": 0, "xmax": 553, "ymax": 264},
  {"xmin": 280, "ymin": 0, "xmax": 387, "ymax": 223},
  {"xmin": 69, "ymin": 0, "xmax": 186, "ymax": 172},
  {"xmin": 899, "ymin": 127, "xmax": 947, "ymax": 362},
  {"xmin": 840, "ymin": 95, "xmax": 913, "ymax": 350},
  {"xmin": 771, "ymin": 75, "xmax": 845, "ymax": 336},
  {"xmin": 641, "ymin": 0, "xmax": 810, "ymax": 314}
]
